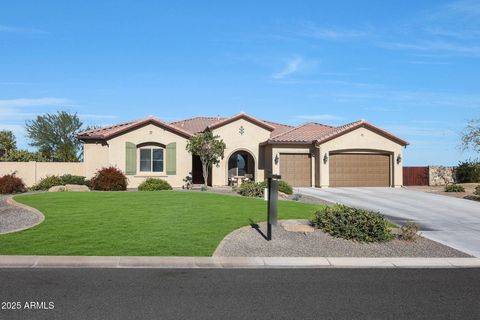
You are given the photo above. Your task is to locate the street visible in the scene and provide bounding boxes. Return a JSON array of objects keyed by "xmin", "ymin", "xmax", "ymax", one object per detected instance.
[{"xmin": 0, "ymin": 268, "xmax": 479, "ymax": 319}]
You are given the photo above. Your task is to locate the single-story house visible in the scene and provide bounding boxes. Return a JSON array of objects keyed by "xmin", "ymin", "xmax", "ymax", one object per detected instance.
[{"xmin": 77, "ymin": 113, "xmax": 409, "ymax": 188}]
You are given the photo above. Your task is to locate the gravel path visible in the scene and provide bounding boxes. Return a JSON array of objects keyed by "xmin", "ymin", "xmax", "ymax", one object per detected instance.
[
  {"xmin": 0, "ymin": 195, "xmax": 44, "ymax": 234},
  {"xmin": 214, "ymin": 220, "xmax": 471, "ymax": 257}
]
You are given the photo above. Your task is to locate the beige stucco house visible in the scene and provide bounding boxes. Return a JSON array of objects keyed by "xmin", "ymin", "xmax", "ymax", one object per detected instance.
[{"xmin": 77, "ymin": 113, "xmax": 409, "ymax": 188}]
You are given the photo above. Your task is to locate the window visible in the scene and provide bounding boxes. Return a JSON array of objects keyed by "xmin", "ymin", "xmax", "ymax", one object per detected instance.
[{"xmin": 140, "ymin": 148, "xmax": 164, "ymax": 172}]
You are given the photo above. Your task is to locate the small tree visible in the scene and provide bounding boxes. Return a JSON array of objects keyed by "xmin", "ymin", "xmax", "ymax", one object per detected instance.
[
  {"xmin": 186, "ymin": 131, "xmax": 226, "ymax": 188},
  {"xmin": 461, "ymin": 119, "xmax": 480, "ymax": 153},
  {"xmin": 25, "ymin": 111, "xmax": 83, "ymax": 162},
  {"xmin": 0, "ymin": 130, "xmax": 16, "ymax": 157}
]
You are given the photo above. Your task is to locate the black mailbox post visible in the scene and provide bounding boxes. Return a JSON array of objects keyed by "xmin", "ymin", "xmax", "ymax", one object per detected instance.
[{"xmin": 267, "ymin": 174, "xmax": 281, "ymax": 241}]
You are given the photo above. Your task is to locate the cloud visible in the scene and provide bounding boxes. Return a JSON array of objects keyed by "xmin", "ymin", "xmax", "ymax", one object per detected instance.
[
  {"xmin": 272, "ymin": 56, "xmax": 304, "ymax": 79},
  {"xmin": 379, "ymin": 40, "xmax": 480, "ymax": 56},
  {"xmin": 384, "ymin": 125, "xmax": 457, "ymax": 138},
  {"xmin": 296, "ymin": 114, "xmax": 343, "ymax": 121},
  {"xmin": 0, "ymin": 25, "xmax": 47, "ymax": 35},
  {"xmin": 297, "ymin": 22, "xmax": 369, "ymax": 40},
  {"xmin": 0, "ymin": 97, "xmax": 71, "ymax": 109}
]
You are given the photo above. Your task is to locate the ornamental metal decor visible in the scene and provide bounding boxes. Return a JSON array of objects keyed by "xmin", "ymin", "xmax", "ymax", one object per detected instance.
[{"xmin": 239, "ymin": 126, "xmax": 245, "ymax": 135}]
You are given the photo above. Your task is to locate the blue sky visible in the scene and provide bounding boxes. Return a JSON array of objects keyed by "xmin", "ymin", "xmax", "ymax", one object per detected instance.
[{"xmin": 0, "ymin": 0, "xmax": 479, "ymax": 165}]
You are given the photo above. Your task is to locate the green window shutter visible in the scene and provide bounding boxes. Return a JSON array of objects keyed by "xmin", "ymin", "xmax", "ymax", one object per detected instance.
[
  {"xmin": 166, "ymin": 142, "xmax": 176, "ymax": 175},
  {"xmin": 125, "ymin": 142, "xmax": 137, "ymax": 175}
]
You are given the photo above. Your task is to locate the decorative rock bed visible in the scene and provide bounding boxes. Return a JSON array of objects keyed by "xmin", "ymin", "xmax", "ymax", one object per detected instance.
[
  {"xmin": 0, "ymin": 196, "xmax": 44, "ymax": 234},
  {"xmin": 214, "ymin": 220, "xmax": 471, "ymax": 258}
]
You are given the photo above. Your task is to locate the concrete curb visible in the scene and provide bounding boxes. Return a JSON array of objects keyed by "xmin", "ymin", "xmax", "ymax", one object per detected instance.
[
  {"xmin": 0, "ymin": 256, "xmax": 479, "ymax": 269},
  {"xmin": 0, "ymin": 196, "xmax": 45, "ymax": 235}
]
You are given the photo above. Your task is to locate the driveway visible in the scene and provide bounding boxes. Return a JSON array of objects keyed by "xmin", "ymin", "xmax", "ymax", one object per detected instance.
[{"xmin": 297, "ymin": 187, "xmax": 480, "ymax": 257}]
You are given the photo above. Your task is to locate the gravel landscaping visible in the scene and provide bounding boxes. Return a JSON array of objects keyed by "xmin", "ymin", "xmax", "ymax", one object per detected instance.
[
  {"xmin": 0, "ymin": 195, "xmax": 44, "ymax": 234},
  {"xmin": 214, "ymin": 220, "xmax": 471, "ymax": 257}
]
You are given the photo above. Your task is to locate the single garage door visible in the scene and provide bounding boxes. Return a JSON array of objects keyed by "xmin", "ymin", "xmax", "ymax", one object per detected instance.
[
  {"xmin": 329, "ymin": 153, "xmax": 391, "ymax": 187},
  {"xmin": 279, "ymin": 153, "xmax": 311, "ymax": 187}
]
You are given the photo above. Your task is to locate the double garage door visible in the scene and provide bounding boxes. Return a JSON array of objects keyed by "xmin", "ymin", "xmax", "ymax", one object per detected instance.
[
  {"xmin": 329, "ymin": 153, "xmax": 391, "ymax": 187},
  {"xmin": 279, "ymin": 152, "xmax": 391, "ymax": 187}
]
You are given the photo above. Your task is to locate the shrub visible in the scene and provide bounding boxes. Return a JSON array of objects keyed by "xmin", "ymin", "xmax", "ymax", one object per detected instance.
[
  {"xmin": 311, "ymin": 204, "xmax": 394, "ymax": 242},
  {"xmin": 258, "ymin": 180, "xmax": 293, "ymax": 195},
  {"xmin": 455, "ymin": 160, "xmax": 480, "ymax": 183},
  {"xmin": 0, "ymin": 173, "xmax": 26, "ymax": 194},
  {"xmin": 138, "ymin": 178, "xmax": 172, "ymax": 191},
  {"xmin": 31, "ymin": 175, "xmax": 64, "ymax": 191},
  {"xmin": 238, "ymin": 181, "xmax": 264, "ymax": 197},
  {"xmin": 90, "ymin": 166, "xmax": 127, "ymax": 191},
  {"xmin": 474, "ymin": 185, "xmax": 480, "ymax": 196},
  {"xmin": 400, "ymin": 222, "xmax": 421, "ymax": 241},
  {"xmin": 60, "ymin": 174, "xmax": 86, "ymax": 185},
  {"xmin": 444, "ymin": 184, "xmax": 465, "ymax": 192}
]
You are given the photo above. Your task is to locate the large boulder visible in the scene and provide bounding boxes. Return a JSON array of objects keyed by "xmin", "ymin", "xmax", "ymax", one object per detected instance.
[
  {"xmin": 65, "ymin": 184, "xmax": 90, "ymax": 192},
  {"xmin": 48, "ymin": 185, "xmax": 67, "ymax": 192}
]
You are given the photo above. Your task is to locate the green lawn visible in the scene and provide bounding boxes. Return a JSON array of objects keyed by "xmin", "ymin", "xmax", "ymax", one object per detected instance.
[{"xmin": 0, "ymin": 192, "xmax": 322, "ymax": 256}]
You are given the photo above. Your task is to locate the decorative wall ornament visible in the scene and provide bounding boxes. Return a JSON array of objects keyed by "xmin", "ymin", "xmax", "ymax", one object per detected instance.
[{"xmin": 239, "ymin": 126, "xmax": 245, "ymax": 135}]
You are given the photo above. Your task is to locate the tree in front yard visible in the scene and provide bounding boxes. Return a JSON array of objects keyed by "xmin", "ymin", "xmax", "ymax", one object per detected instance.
[
  {"xmin": 0, "ymin": 130, "xmax": 16, "ymax": 157},
  {"xmin": 25, "ymin": 111, "xmax": 83, "ymax": 161},
  {"xmin": 461, "ymin": 118, "xmax": 480, "ymax": 153},
  {"xmin": 186, "ymin": 131, "xmax": 226, "ymax": 188}
]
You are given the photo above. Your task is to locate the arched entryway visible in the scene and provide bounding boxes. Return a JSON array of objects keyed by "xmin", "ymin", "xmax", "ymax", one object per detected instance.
[{"xmin": 227, "ymin": 150, "xmax": 255, "ymax": 185}]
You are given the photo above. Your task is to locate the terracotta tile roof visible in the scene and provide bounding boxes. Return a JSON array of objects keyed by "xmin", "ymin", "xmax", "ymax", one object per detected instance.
[
  {"xmin": 77, "ymin": 116, "xmax": 192, "ymax": 140},
  {"xmin": 77, "ymin": 114, "xmax": 408, "ymax": 146},
  {"xmin": 206, "ymin": 112, "xmax": 276, "ymax": 131},
  {"xmin": 170, "ymin": 116, "xmax": 226, "ymax": 134},
  {"xmin": 267, "ymin": 119, "xmax": 409, "ymax": 146},
  {"xmin": 262, "ymin": 120, "xmax": 295, "ymax": 137},
  {"xmin": 268, "ymin": 122, "xmax": 336, "ymax": 143},
  {"xmin": 169, "ymin": 114, "xmax": 291, "ymax": 135}
]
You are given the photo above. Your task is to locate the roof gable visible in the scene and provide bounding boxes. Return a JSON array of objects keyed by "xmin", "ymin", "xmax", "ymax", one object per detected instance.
[
  {"xmin": 207, "ymin": 113, "xmax": 276, "ymax": 131},
  {"xmin": 77, "ymin": 117, "xmax": 192, "ymax": 141},
  {"xmin": 317, "ymin": 120, "xmax": 409, "ymax": 146}
]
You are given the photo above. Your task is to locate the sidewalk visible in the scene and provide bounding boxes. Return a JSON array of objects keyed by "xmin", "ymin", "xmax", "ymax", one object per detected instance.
[{"xmin": 1, "ymin": 256, "xmax": 479, "ymax": 268}]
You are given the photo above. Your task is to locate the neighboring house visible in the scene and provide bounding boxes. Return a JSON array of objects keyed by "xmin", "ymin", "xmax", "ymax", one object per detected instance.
[{"xmin": 77, "ymin": 113, "xmax": 409, "ymax": 188}]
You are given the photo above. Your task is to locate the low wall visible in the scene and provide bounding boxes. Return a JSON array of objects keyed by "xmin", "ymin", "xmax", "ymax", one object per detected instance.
[
  {"xmin": 429, "ymin": 166, "xmax": 455, "ymax": 186},
  {"xmin": 0, "ymin": 161, "xmax": 86, "ymax": 187}
]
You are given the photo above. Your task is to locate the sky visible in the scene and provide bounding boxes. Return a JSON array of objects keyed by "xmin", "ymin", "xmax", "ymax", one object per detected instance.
[{"xmin": 0, "ymin": 0, "xmax": 479, "ymax": 165}]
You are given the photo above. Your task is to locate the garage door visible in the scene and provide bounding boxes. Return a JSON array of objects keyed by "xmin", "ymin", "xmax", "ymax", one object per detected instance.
[
  {"xmin": 329, "ymin": 153, "xmax": 391, "ymax": 187},
  {"xmin": 279, "ymin": 153, "xmax": 311, "ymax": 187}
]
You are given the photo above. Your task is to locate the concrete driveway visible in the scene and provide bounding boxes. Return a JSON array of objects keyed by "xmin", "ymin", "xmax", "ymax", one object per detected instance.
[{"xmin": 298, "ymin": 187, "xmax": 480, "ymax": 257}]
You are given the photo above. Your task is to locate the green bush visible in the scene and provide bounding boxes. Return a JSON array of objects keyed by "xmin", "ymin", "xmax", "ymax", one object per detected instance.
[
  {"xmin": 400, "ymin": 222, "xmax": 421, "ymax": 241},
  {"xmin": 311, "ymin": 204, "xmax": 394, "ymax": 242},
  {"xmin": 258, "ymin": 180, "xmax": 293, "ymax": 195},
  {"xmin": 455, "ymin": 160, "xmax": 480, "ymax": 183},
  {"xmin": 60, "ymin": 174, "xmax": 86, "ymax": 185},
  {"xmin": 31, "ymin": 174, "xmax": 87, "ymax": 190},
  {"xmin": 444, "ymin": 184, "xmax": 465, "ymax": 192},
  {"xmin": 475, "ymin": 185, "xmax": 480, "ymax": 196},
  {"xmin": 90, "ymin": 167, "xmax": 127, "ymax": 191},
  {"xmin": 238, "ymin": 181, "xmax": 264, "ymax": 197},
  {"xmin": 138, "ymin": 178, "xmax": 172, "ymax": 191},
  {"xmin": 0, "ymin": 173, "xmax": 26, "ymax": 194},
  {"xmin": 31, "ymin": 175, "xmax": 64, "ymax": 191}
]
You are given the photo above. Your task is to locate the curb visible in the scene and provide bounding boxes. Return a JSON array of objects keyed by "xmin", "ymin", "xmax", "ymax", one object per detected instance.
[{"xmin": 0, "ymin": 256, "xmax": 479, "ymax": 269}]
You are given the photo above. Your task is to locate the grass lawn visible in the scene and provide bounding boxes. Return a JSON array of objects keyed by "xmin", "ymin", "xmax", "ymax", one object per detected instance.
[{"xmin": 0, "ymin": 191, "xmax": 322, "ymax": 256}]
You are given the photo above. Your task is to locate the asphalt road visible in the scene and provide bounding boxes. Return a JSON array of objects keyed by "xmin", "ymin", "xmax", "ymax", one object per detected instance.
[
  {"xmin": 298, "ymin": 187, "xmax": 480, "ymax": 257},
  {"xmin": 0, "ymin": 268, "xmax": 479, "ymax": 320}
]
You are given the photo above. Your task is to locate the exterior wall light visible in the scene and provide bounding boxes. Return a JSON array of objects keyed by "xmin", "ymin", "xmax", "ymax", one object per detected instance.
[
  {"xmin": 323, "ymin": 153, "xmax": 329, "ymax": 164},
  {"xmin": 396, "ymin": 154, "xmax": 402, "ymax": 164}
]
